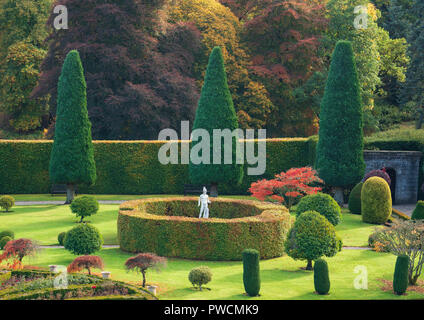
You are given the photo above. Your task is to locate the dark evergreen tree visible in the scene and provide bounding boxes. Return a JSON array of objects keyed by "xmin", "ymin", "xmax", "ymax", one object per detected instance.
[
  {"xmin": 315, "ymin": 41, "xmax": 365, "ymax": 204},
  {"xmin": 49, "ymin": 50, "xmax": 96, "ymax": 204},
  {"xmin": 393, "ymin": 255, "xmax": 409, "ymax": 295},
  {"xmin": 314, "ymin": 259, "xmax": 330, "ymax": 295},
  {"xmin": 242, "ymin": 249, "xmax": 260, "ymax": 297},
  {"xmin": 189, "ymin": 47, "xmax": 243, "ymax": 196}
]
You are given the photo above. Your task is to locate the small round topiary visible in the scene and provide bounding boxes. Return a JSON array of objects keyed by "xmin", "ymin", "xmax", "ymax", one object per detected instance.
[
  {"xmin": 363, "ymin": 169, "xmax": 391, "ymax": 186},
  {"xmin": 0, "ymin": 195, "xmax": 15, "ymax": 212},
  {"xmin": 64, "ymin": 223, "xmax": 103, "ymax": 255},
  {"xmin": 0, "ymin": 230, "xmax": 14, "ymax": 240},
  {"xmin": 188, "ymin": 266, "xmax": 212, "ymax": 290},
  {"xmin": 393, "ymin": 255, "xmax": 409, "ymax": 295},
  {"xmin": 361, "ymin": 177, "xmax": 392, "ymax": 224},
  {"xmin": 0, "ymin": 236, "xmax": 12, "ymax": 250},
  {"xmin": 314, "ymin": 259, "xmax": 330, "ymax": 295},
  {"xmin": 242, "ymin": 249, "xmax": 260, "ymax": 297},
  {"xmin": 285, "ymin": 211, "xmax": 342, "ymax": 270},
  {"xmin": 348, "ymin": 182, "xmax": 363, "ymax": 215},
  {"xmin": 295, "ymin": 193, "xmax": 341, "ymax": 226},
  {"xmin": 70, "ymin": 196, "xmax": 99, "ymax": 223},
  {"xmin": 411, "ymin": 201, "xmax": 424, "ymax": 220},
  {"xmin": 58, "ymin": 232, "xmax": 67, "ymax": 246}
]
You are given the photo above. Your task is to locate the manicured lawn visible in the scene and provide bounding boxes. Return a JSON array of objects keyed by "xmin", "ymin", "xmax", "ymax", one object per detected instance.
[
  {"xmin": 0, "ymin": 204, "xmax": 120, "ymax": 245},
  {"xmin": 24, "ymin": 247, "xmax": 423, "ymax": 300}
]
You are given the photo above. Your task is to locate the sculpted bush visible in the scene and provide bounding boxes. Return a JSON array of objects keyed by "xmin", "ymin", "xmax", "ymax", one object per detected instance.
[
  {"xmin": 295, "ymin": 193, "xmax": 341, "ymax": 226},
  {"xmin": 188, "ymin": 266, "xmax": 212, "ymax": 291},
  {"xmin": 361, "ymin": 177, "xmax": 392, "ymax": 224},
  {"xmin": 64, "ymin": 224, "xmax": 103, "ymax": 255}
]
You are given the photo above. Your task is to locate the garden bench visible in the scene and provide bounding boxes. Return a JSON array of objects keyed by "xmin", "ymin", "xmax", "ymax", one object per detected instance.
[
  {"xmin": 183, "ymin": 184, "xmax": 211, "ymax": 196},
  {"xmin": 51, "ymin": 184, "xmax": 77, "ymax": 196}
]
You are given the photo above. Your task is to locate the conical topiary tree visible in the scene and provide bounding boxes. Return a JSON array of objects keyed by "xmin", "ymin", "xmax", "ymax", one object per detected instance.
[
  {"xmin": 315, "ymin": 40, "xmax": 365, "ymax": 205},
  {"xmin": 393, "ymin": 255, "xmax": 409, "ymax": 295},
  {"xmin": 49, "ymin": 50, "xmax": 96, "ymax": 204},
  {"xmin": 189, "ymin": 46, "xmax": 243, "ymax": 196}
]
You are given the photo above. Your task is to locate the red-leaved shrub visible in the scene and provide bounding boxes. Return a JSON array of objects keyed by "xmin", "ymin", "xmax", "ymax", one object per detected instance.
[
  {"xmin": 0, "ymin": 238, "xmax": 38, "ymax": 269},
  {"xmin": 125, "ymin": 253, "xmax": 167, "ymax": 287},
  {"xmin": 67, "ymin": 255, "xmax": 104, "ymax": 275}
]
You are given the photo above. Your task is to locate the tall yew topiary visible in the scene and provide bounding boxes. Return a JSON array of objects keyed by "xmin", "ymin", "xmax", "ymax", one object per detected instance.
[
  {"xmin": 242, "ymin": 249, "xmax": 260, "ymax": 296},
  {"xmin": 189, "ymin": 46, "xmax": 243, "ymax": 196},
  {"xmin": 393, "ymin": 255, "xmax": 409, "ymax": 295},
  {"xmin": 316, "ymin": 40, "xmax": 365, "ymax": 205},
  {"xmin": 314, "ymin": 259, "xmax": 330, "ymax": 295},
  {"xmin": 50, "ymin": 50, "xmax": 96, "ymax": 204}
]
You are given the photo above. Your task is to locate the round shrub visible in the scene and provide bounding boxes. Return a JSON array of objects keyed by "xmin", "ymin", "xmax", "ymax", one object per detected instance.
[
  {"xmin": 393, "ymin": 255, "xmax": 409, "ymax": 295},
  {"xmin": 295, "ymin": 193, "xmax": 341, "ymax": 226},
  {"xmin": 242, "ymin": 249, "xmax": 260, "ymax": 297},
  {"xmin": 363, "ymin": 169, "xmax": 391, "ymax": 186},
  {"xmin": 314, "ymin": 259, "xmax": 330, "ymax": 295},
  {"xmin": 188, "ymin": 266, "xmax": 212, "ymax": 290},
  {"xmin": 0, "ymin": 195, "xmax": 15, "ymax": 212},
  {"xmin": 0, "ymin": 230, "xmax": 14, "ymax": 240},
  {"xmin": 118, "ymin": 198, "xmax": 292, "ymax": 260},
  {"xmin": 0, "ymin": 236, "xmax": 12, "ymax": 250},
  {"xmin": 58, "ymin": 232, "xmax": 67, "ymax": 246},
  {"xmin": 70, "ymin": 196, "xmax": 99, "ymax": 223},
  {"xmin": 411, "ymin": 201, "xmax": 424, "ymax": 220},
  {"xmin": 285, "ymin": 211, "xmax": 342, "ymax": 270},
  {"xmin": 361, "ymin": 177, "xmax": 392, "ymax": 224},
  {"xmin": 64, "ymin": 224, "xmax": 103, "ymax": 255},
  {"xmin": 348, "ymin": 182, "xmax": 363, "ymax": 215}
]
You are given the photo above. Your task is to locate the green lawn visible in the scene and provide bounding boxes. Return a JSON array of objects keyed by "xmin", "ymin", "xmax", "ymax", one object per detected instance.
[
  {"xmin": 26, "ymin": 247, "xmax": 423, "ymax": 300},
  {"xmin": 1, "ymin": 198, "xmax": 421, "ymax": 300}
]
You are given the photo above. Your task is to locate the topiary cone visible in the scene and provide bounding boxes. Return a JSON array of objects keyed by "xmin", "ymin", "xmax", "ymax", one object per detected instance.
[
  {"xmin": 411, "ymin": 201, "xmax": 424, "ymax": 220},
  {"xmin": 314, "ymin": 259, "xmax": 330, "ymax": 295},
  {"xmin": 393, "ymin": 255, "xmax": 409, "ymax": 295},
  {"xmin": 242, "ymin": 249, "xmax": 260, "ymax": 296}
]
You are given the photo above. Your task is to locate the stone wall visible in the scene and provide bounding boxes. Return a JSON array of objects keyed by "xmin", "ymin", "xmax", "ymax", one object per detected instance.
[{"xmin": 364, "ymin": 150, "xmax": 422, "ymax": 204}]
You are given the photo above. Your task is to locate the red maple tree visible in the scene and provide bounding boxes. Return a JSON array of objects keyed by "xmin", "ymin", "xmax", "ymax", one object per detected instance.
[
  {"xmin": 0, "ymin": 238, "xmax": 38, "ymax": 269},
  {"xmin": 67, "ymin": 255, "xmax": 104, "ymax": 275},
  {"xmin": 249, "ymin": 167, "xmax": 323, "ymax": 209}
]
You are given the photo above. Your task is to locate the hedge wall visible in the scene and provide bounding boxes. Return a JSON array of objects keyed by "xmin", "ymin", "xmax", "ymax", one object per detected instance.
[
  {"xmin": 0, "ymin": 138, "xmax": 313, "ymax": 195},
  {"xmin": 118, "ymin": 198, "xmax": 293, "ymax": 260}
]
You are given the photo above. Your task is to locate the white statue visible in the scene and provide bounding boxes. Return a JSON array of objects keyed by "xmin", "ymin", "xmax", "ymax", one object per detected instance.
[{"xmin": 198, "ymin": 186, "xmax": 211, "ymax": 218}]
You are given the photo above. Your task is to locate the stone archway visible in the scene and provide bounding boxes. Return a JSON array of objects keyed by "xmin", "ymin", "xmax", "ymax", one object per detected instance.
[{"xmin": 363, "ymin": 151, "xmax": 422, "ymax": 204}]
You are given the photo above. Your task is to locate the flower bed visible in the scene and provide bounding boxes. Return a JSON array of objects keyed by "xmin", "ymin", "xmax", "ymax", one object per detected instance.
[
  {"xmin": 0, "ymin": 269, "xmax": 156, "ymax": 300},
  {"xmin": 118, "ymin": 198, "xmax": 292, "ymax": 260}
]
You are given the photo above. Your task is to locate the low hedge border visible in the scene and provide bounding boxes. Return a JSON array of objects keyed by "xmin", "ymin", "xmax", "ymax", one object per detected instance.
[
  {"xmin": 0, "ymin": 269, "xmax": 156, "ymax": 300},
  {"xmin": 118, "ymin": 197, "xmax": 293, "ymax": 261}
]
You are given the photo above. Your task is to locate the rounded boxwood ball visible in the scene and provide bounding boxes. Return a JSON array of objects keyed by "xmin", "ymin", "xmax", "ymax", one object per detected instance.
[
  {"xmin": 412, "ymin": 201, "xmax": 424, "ymax": 220},
  {"xmin": 0, "ymin": 236, "xmax": 12, "ymax": 250},
  {"xmin": 188, "ymin": 266, "xmax": 212, "ymax": 290},
  {"xmin": 314, "ymin": 258, "xmax": 330, "ymax": 295},
  {"xmin": 64, "ymin": 224, "xmax": 103, "ymax": 255},
  {"xmin": 58, "ymin": 232, "xmax": 67, "ymax": 246},
  {"xmin": 348, "ymin": 182, "xmax": 363, "ymax": 215},
  {"xmin": 0, "ymin": 230, "xmax": 14, "ymax": 240},
  {"xmin": 296, "ymin": 193, "xmax": 341, "ymax": 226},
  {"xmin": 361, "ymin": 177, "xmax": 392, "ymax": 224},
  {"xmin": 0, "ymin": 195, "xmax": 14, "ymax": 212}
]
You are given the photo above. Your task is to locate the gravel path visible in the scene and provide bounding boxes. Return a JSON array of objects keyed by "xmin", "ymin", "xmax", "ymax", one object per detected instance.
[{"xmin": 393, "ymin": 204, "xmax": 415, "ymax": 217}]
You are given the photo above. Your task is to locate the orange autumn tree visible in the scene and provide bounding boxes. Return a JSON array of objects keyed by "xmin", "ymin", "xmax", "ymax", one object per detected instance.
[
  {"xmin": 0, "ymin": 238, "xmax": 38, "ymax": 269},
  {"xmin": 249, "ymin": 167, "xmax": 323, "ymax": 209}
]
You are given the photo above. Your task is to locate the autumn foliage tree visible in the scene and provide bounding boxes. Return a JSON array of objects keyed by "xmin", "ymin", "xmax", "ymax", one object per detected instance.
[
  {"xmin": 249, "ymin": 167, "xmax": 323, "ymax": 209},
  {"xmin": 0, "ymin": 238, "xmax": 38, "ymax": 269},
  {"xmin": 67, "ymin": 255, "xmax": 104, "ymax": 275},
  {"xmin": 34, "ymin": 0, "xmax": 202, "ymax": 140},
  {"xmin": 125, "ymin": 253, "xmax": 167, "ymax": 288}
]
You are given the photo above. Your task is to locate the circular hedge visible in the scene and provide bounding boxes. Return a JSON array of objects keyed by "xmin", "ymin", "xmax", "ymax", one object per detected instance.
[{"xmin": 117, "ymin": 198, "xmax": 292, "ymax": 261}]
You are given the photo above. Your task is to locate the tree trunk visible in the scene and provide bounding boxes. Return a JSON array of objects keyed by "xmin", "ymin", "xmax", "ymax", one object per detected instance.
[
  {"xmin": 306, "ymin": 260, "xmax": 313, "ymax": 270},
  {"xmin": 142, "ymin": 270, "xmax": 146, "ymax": 288},
  {"xmin": 88, "ymin": 267, "xmax": 91, "ymax": 275},
  {"xmin": 210, "ymin": 183, "xmax": 218, "ymax": 198},
  {"xmin": 333, "ymin": 187, "xmax": 344, "ymax": 206},
  {"xmin": 65, "ymin": 183, "xmax": 75, "ymax": 204}
]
